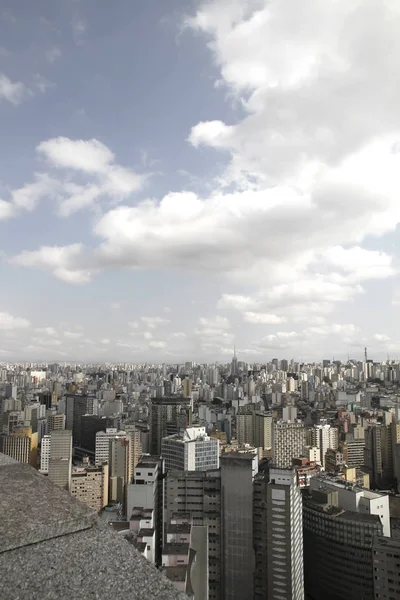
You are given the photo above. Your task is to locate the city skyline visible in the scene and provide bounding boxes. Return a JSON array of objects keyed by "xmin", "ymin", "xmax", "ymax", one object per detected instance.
[{"xmin": 1, "ymin": 0, "xmax": 400, "ymax": 362}]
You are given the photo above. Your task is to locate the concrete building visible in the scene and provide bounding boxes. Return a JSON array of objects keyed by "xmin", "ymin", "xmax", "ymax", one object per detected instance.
[
  {"xmin": 221, "ymin": 452, "xmax": 258, "ymax": 600},
  {"xmin": 340, "ymin": 437, "xmax": 365, "ymax": 468},
  {"xmin": 65, "ymin": 394, "xmax": 96, "ymax": 447},
  {"xmin": 95, "ymin": 428, "xmax": 126, "ymax": 466},
  {"xmin": 264, "ymin": 468, "xmax": 304, "ymax": 600},
  {"xmin": 303, "ymin": 478, "xmax": 387, "ymax": 600},
  {"xmin": 0, "ymin": 432, "xmax": 30, "ymax": 463},
  {"xmin": 373, "ymin": 537, "xmax": 400, "ymax": 600},
  {"xmin": 150, "ymin": 396, "xmax": 191, "ymax": 456},
  {"xmin": 325, "ymin": 448, "xmax": 344, "ymax": 474},
  {"xmin": 127, "ymin": 456, "xmax": 164, "ymax": 566},
  {"xmin": 48, "ymin": 429, "xmax": 72, "ymax": 491},
  {"xmin": 273, "ymin": 422, "xmax": 305, "ymax": 468},
  {"xmin": 254, "ymin": 413, "xmax": 273, "ymax": 458},
  {"xmin": 309, "ymin": 476, "xmax": 390, "ymax": 537},
  {"xmin": 164, "ymin": 470, "xmax": 221, "ymax": 600},
  {"xmin": 162, "ymin": 515, "xmax": 208, "ymax": 600},
  {"xmin": 162, "ymin": 426, "xmax": 219, "ymax": 472},
  {"xmin": 308, "ymin": 424, "xmax": 338, "ymax": 468},
  {"xmin": 40, "ymin": 434, "xmax": 51, "ymax": 473},
  {"xmin": 71, "ymin": 461, "xmax": 109, "ymax": 512},
  {"xmin": 47, "ymin": 412, "xmax": 65, "ymax": 433},
  {"xmin": 109, "ymin": 436, "xmax": 131, "ymax": 506},
  {"xmin": 236, "ymin": 413, "xmax": 255, "ymax": 447}
]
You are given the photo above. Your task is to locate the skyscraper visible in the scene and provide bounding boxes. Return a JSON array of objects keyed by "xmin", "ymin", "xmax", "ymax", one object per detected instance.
[
  {"xmin": 308, "ymin": 424, "xmax": 338, "ymax": 467},
  {"xmin": 65, "ymin": 394, "xmax": 96, "ymax": 447},
  {"xmin": 48, "ymin": 429, "xmax": 72, "ymax": 491},
  {"xmin": 164, "ymin": 469, "xmax": 222, "ymax": 600},
  {"xmin": 265, "ymin": 468, "xmax": 304, "ymax": 600},
  {"xmin": 221, "ymin": 452, "xmax": 258, "ymax": 600},
  {"xmin": 303, "ymin": 475, "xmax": 390, "ymax": 599},
  {"xmin": 150, "ymin": 396, "xmax": 191, "ymax": 456},
  {"xmin": 161, "ymin": 426, "xmax": 219, "ymax": 472},
  {"xmin": 273, "ymin": 422, "xmax": 305, "ymax": 468},
  {"xmin": 0, "ymin": 432, "xmax": 30, "ymax": 463}
]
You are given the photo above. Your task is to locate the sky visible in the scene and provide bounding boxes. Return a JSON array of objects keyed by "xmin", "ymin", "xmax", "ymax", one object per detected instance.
[{"xmin": 0, "ymin": 0, "xmax": 400, "ymax": 364}]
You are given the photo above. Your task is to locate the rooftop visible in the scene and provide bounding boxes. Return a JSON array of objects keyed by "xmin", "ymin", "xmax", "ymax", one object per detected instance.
[{"xmin": 0, "ymin": 454, "xmax": 187, "ymax": 600}]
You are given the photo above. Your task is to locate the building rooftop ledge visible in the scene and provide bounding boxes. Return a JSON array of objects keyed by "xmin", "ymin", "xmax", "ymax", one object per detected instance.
[{"xmin": 0, "ymin": 454, "xmax": 187, "ymax": 600}]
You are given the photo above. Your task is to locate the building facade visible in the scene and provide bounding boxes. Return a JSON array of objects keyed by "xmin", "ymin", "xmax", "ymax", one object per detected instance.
[
  {"xmin": 221, "ymin": 452, "xmax": 258, "ymax": 600},
  {"xmin": 162, "ymin": 426, "xmax": 219, "ymax": 472}
]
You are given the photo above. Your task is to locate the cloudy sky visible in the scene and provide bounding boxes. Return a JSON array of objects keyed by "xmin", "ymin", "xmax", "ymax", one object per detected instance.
[{"xmin": 0, "ymin": 0, "xmax": 399, "ymax": 363}]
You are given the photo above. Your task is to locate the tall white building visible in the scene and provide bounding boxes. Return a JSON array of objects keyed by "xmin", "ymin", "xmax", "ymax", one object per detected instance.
[
  {"xmin": 161, "ymin": 426, "xmax": 219, "ymax": 472},
  {"xmin": 95, "ymin": 428, "xmax": 126, "ymax": 466},
  {"xmin": 266, "ymin": 468, "xmax": 304, "ymax": 600},
  {"xmin": 40, "ymin": 434, "xmax": 51, "ymax": 473},
  {"xmin": 308, "ymin": 424, "xmax": 338, "ymax": 468}
]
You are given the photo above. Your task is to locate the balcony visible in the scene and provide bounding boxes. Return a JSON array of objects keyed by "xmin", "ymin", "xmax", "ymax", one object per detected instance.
[{"xmin": 0, "ymin": 453, "xmax": 187, "ymax": 600}]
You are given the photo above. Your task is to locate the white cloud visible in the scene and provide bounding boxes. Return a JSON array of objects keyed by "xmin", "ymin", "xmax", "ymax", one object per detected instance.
[
  {"xmin": 101, "ymin": 338, "xmax": 110, "ymax": 344},
  {"xmin": 38, "ymin": 138, "xmax": 115, "ymax": 174},
  {"xmin": 0, "ymin": 137, "xmax": 148, "ymax": 220},
  {"xmin": 64, "ymin": 331, "xmax": 83, "ymax": 339},
  {"xmin": 199, "ymin": 316, "xmax": 230, "ymax": 329},
  {"xmin": 141, "ymin": 316, "xmax": 170, "ymax": 329},
  {"xmin": 0, "ymin": 311, "xmax": 30, "ymax": 330},
  {"xmin": 373, "ymin": 334, "xmax": 390, "ymax": 343},
  {"xmin": 128, "ymin": 321, "xmax": 139, "ymax": 329},
  {"xmin": 244, "ymin": 312, "xmax": 286, "ymax": 325},
  {"xmin": 0, "ymin": 73, "xmax": 26, "ymax": 105},
  {"xmin": 149, "ymin": 340, "xmax": 167, "ymax": 349},
  {"xmin": 171, "ymin": 332, "xmax": 187, "ymax": 338},
  {"xmin": 0, "ymin": 200, "xmax": 16, "ymax": 220},
  {"xmin": 35, "ymin": 327, "xmax": 57, "ymax": 336},
  {"xmin": 9, "ymin": 243, "xmax": 92, "ymax": 284},
  {"xmin": 143, "ymin": 331, "xmax": 153, "ymax": 340},
  {"xmin": 217, "ymin": 294, "xmax": 255, "ymax": 311}
]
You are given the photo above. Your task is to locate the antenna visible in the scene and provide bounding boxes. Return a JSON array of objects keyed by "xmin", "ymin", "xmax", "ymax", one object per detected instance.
[{"xmin": 364, "ymin": 347, "xmax": 368, "ymax": 362}]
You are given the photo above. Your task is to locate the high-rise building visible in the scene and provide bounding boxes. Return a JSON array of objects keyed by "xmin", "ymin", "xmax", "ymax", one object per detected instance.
[
  {"xmin": 183, "ymin": 377, "xmax": 192, "ymax": 398},
  {"xmin": 71, "ymin": 461, "xmax": 109, "ymax": 512},
  {"xmin": 254, "ymin": 413, "xmax": 273, "ymax": 458},
  {"xmin": 364, "ymin": 425, "xmax": 393, "ymax": 488},
  {"xmin": 253, "ymin": 463, "xmax": 269, "ymax": 600},
  {"xmin": 13, "ymin": 425, "xmax": 38, "ymax": 467},
  {"xmin": 162, "ymin": 426, "xmax": 219, "ymax": 472},
  {"xmin": 47, "ymin": 412, "xmax": 65, "ymax": 433},
  {"xmin": 95, "ymin": 428, "xmax": 126, "ymax": 466},
  {"xmin": 340, "ymin": 436, "xmax": 365, "ymax": 468},
  {"xmin": 164, "ymin": 469, "xmax": 221, "ymax": 600},
  {"xmin": 0, "ymin": 432, "xmax": 30, "ymax": 463},
  {"xmin": 308, "ymin": 424, "xmax": 338, "ymax": 467},
  {"xmin": 221, "ymin": 452, "xmax": 258, "ymax": 600},
  {"xmin": 48, "ymin": 429, "xmax": 72, "ymax": 491},
  {"xmin": 65, "ymin": 394, "xmax": 96, "ymax": 447},
  {"xmin": 231, "ymin": 347, "xmax": 238, "ymax": 376},
  {"xmin": 303, "ymin": 476, "xmax": 390, "ymax": 600},
  {"xmin": 108, "ymin": 436, "xmax": 131, "ymax": 506},
  {"xmin": 40, "ymin": 434, "xmax": 51, "ymax": 473},
  {"xmin": 373, "ymin": 537, "xmax": 400, "ymax": 600},
  {"xmin": 236, "ymin": 413, "xmax": 255, "ymax": 446},
  {"xmin": 150, "ymin": 396, "xmax": 191, "ymax": 456},
  {"xmin": 273, "ymin": 422, "xmax": 305, "ymax": 468},
  {"xmin": 264, "ymin": 468, "xmax": 304, "ymax": 600}
]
